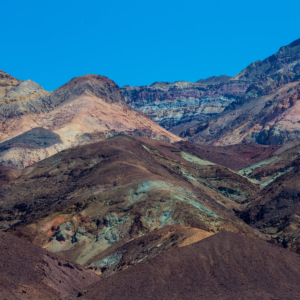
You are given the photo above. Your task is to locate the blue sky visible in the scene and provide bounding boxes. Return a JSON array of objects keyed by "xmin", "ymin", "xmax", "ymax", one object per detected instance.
[{"xmin": 1, "ymin": 0, "xmax": 300, "ymax": 91}]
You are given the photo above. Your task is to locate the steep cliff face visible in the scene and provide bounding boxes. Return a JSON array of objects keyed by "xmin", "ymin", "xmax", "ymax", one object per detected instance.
[
  {"xmin": 122, "ymin": 78, "xmax": 249, "ymax": 134},
  {"xmin": 0, "ymin": 74, "xmax": 180, "ymax": 168}
]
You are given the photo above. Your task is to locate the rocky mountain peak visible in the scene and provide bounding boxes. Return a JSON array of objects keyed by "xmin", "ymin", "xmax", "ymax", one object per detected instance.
[
  {"xmin": 55, "ymin": 74, "xmax": 126, "ymax": 105},
  {"xmin": 196, "ymin": 75, "xmax": 232, "ymax": 85},
  {"xmin": 0, "ymin": 70, "xmax": 21, "ymax": 98},
  {"xmin": 0, "ymin": 79, "xmax": 48, "ymax": 105},
  {"xmin": 233, "ymin": 38, "xmax": 300, "ymax": 82}
]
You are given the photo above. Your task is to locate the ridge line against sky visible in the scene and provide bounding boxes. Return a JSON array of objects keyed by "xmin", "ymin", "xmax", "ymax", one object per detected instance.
[{"xmin": 1, "ymin": 0, "xmax": 300, "ymax": 91}]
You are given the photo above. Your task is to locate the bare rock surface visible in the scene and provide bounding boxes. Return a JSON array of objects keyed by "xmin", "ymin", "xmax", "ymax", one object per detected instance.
[
  {"xmin": 0, "ymin": 79, "xmax": 49, "ymax": 105},
  {"xmin": 65, "ymin": 231, "xmax": 300, "ymax": 300},
  {"xmin": 60, "ymin": 225, "xmax": 212, "ymax": 278},
  {"xmin": 122, "ymin": 79, "xmax": 249, "ymax": 133},
  {"xmin": 0, "ymin": 70, "xmax": 21, "ymax": 98}
]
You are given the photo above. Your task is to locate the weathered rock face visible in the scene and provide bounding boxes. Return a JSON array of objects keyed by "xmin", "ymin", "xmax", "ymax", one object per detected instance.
[
  {"xmin": 0, "ymin": 79, "xmax": 49, "ymax": 105},
  {"xmin": 187, "ymin": 81, "xmax": 300, "ymax": 146},
  {"xmin": 122, "ymin": 78, "xmax": 249, "ymax": 134},
  {"xmin": 1, "ymin": 136, "xmax": 264, "ymax": 275},
  {"xmin": 0, "ymin": 74, "xmax": 180, "ymax": 168},
  {"xmin": 61, "ymin": 225, "xmax": 212, "ymax": 278},
  {"xmin": 0, "ymin": 70, "xmax": 21, "ymax": 98}
]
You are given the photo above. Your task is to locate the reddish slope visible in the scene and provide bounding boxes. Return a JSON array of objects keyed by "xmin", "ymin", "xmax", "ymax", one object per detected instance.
[
  {"xmin": 66, "ymin": 231, "xmax": 300, "ymax": 300},
  {"xmin": 0, "ymin": 231, "xmax": 99, "ymax": 300}
]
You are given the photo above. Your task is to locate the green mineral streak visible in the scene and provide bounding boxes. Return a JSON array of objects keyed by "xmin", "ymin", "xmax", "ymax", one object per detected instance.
[
  {"xmin": 181, "ymin": 151, "xmax": 215, "ymax": 166},
  {"xmin": 261, "ymin": 168, "xmax": 293, "ymax": 187},
  {"xmin": 238, "ymin": 156, "xmax": 279, "ymax": 177},
  {"xmin": 171, "ymin": 193, "xmax": 218, "ymax": 218}
]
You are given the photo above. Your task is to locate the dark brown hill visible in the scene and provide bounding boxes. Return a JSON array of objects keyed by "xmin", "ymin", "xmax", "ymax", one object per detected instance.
[
  {"xmin": 0, "ymin": 231, "xmax": 99, "ymax": 300},
  {"xmin": 65, "ymin": 231, "xmax": 300, "ymax": 300}
]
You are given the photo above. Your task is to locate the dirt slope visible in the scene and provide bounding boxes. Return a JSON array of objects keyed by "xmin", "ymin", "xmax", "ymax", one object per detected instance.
[
  {"xmin": 0, "ymin": 231, "xmax": 99, "ymax": 300},
  {"xmin": 65, "ymin": 231, "xmax": 300, "ymax": 300}
]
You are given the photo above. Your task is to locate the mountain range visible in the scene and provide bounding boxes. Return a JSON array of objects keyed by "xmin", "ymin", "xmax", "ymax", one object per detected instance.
[
  {"xmin": 1, "ymin": 37, "xmax": 300, "ymax": 299},
  {"xmin": 123, "ymin": 38, "xmax": 300, "ymax": 146}
]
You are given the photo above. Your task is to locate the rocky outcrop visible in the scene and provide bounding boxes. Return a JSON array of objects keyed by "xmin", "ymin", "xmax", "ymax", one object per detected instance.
[
  {"xmin": 61, "ymin": 225, "xmax": 212, "ymax": 278},
  {"xmin": 233, "ymin": 38, "xmax": 300, "ymax": 81},
  {"xmin": 0, "ymin": 79, "xmax": 49, "ymax": 105},
  {"xmin": 196, "ymin": 75, "xmax": 232, "ymax": 84},
  {"xmin": 0, "ymin": 70, "xmax": 21, "ymax": 98},
  {"xmin": 0, "ymin": 74, "xmax": 180, "ymax": 168}
]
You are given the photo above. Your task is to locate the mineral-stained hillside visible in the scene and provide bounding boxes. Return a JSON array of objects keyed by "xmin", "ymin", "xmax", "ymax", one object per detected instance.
[
  {"xmin": 187, "ymin": 80, "xmax": 300, "ymax": 145},
  {"xmin": 65, "ymin": 231, "xmax": 300, "ymax": 300},
  {"xmin": 123, "ymin": 38, "xmax": 300, "ymax": 146},
  {"xmin": 1, "ymin": 135, "xmax": 265, "ymax": 276},
  {"xmin": 0, "ymin": 73, "xmax": 180, "ymax": 168},
  {"xmin": 122, "ymin": 77, "xmax": 249, "ymax": 134},
  {"xmin": 0, "ymin": 231, "xmax": 99, "ymax": 300}
]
